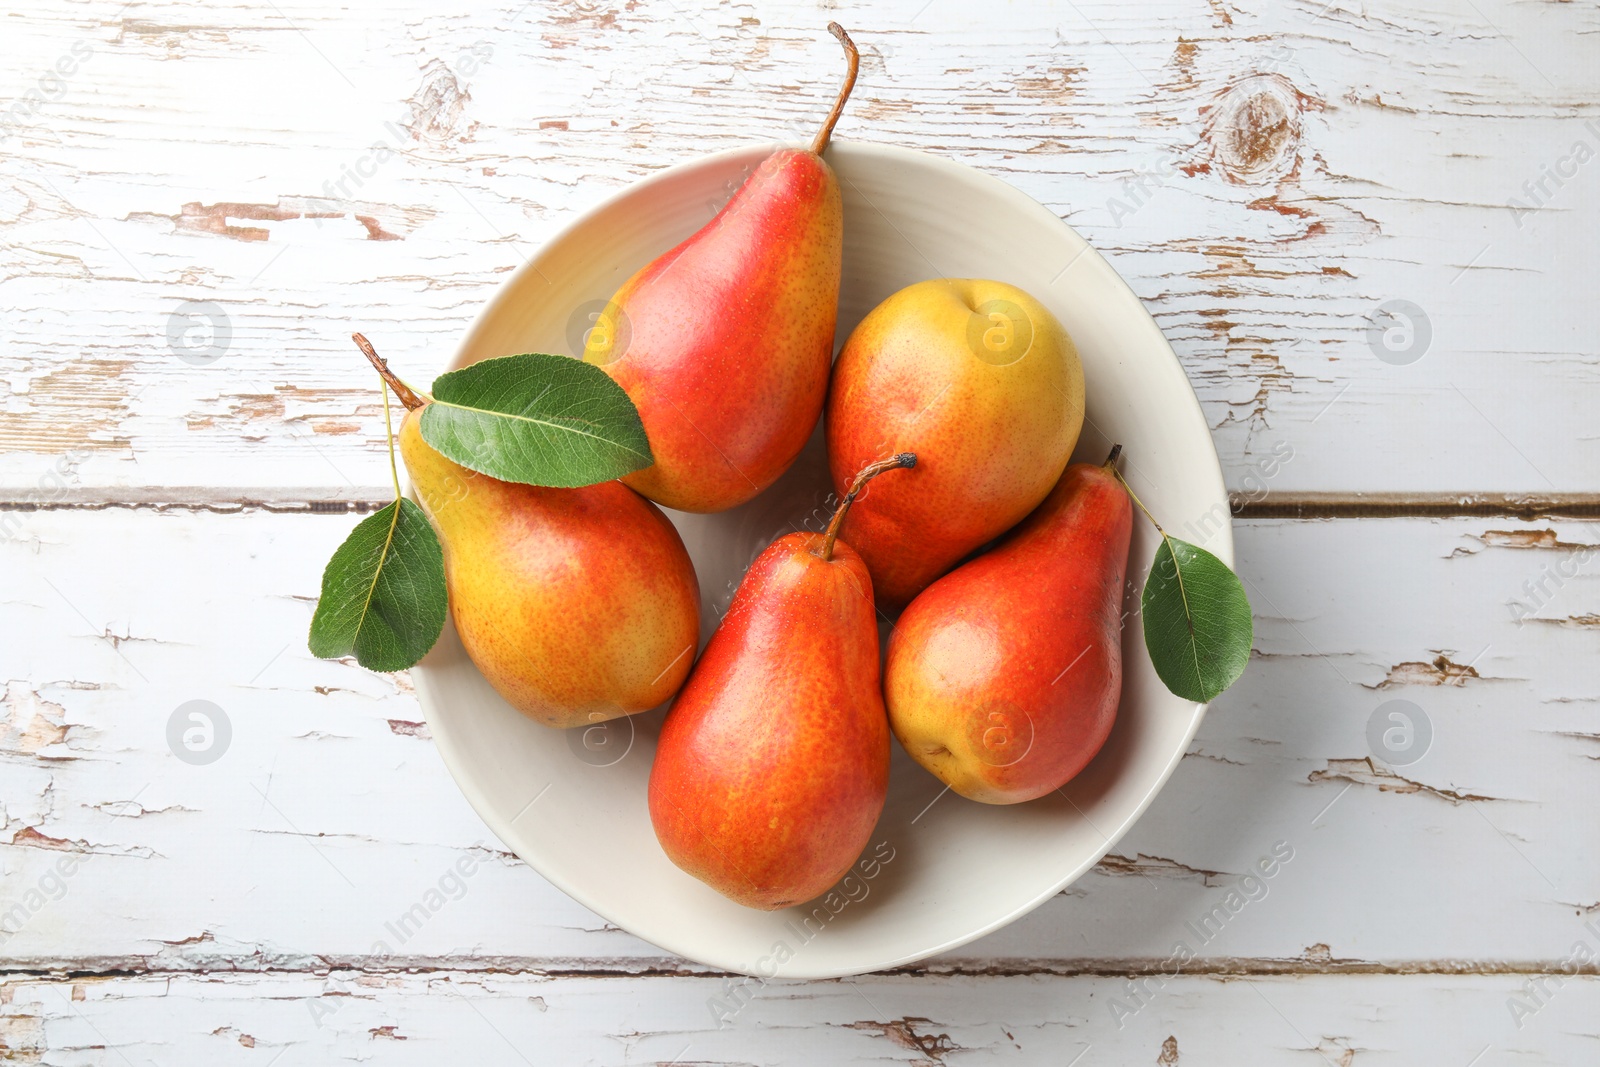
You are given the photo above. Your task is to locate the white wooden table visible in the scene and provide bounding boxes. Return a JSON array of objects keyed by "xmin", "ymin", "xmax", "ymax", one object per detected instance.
[{"xmin": 4, "ymin": 0, "xmax": 1597, "ymax": 1062}]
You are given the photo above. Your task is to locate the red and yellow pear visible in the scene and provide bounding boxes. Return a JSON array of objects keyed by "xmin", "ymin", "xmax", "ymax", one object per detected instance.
[
  {"xmin": 582, "ymin": 25, "xmax": 861, "ymax": 514},
  {"xmin": 648, "ymin": 455, "xmax": 915, "ymax": 909},
  {"xmin": 826, "ymin": 278, "xmax": 1084, "ymax": 609},
  {"xmin": 885, "ymin": 454, "xmax": 1131, "ymax": 804},
  {"xmin": 364, "ymin": 343, "xmax": 701, "ymax": 729}
]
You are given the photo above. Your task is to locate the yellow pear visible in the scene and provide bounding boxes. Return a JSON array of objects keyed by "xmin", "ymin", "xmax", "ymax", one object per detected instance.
[
  {"xmin": 826, "ymin": 278, "xmax": 1084, "ymax": 609},
  {"xmin": 396, "ymin": 405, "xmax": 701, "ymax": 728}
]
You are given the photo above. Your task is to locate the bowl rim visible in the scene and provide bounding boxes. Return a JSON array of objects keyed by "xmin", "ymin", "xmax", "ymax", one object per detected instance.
[{"xmin": 418, "ymin": 138, "xmax": 1229, "ymax": 977}]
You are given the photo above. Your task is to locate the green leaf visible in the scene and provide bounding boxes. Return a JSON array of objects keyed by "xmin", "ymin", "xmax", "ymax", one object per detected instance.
[
  {"xmin": 419, "ymin": 353, "xmax": 653, "ymax": 487},
  {"xmin": 1140, "ymin": 535, "xmax": 1253, "ymax": 703},
  {"xmin": 308, "ymin": 498, "xmax": 447, "ymax": 672}
]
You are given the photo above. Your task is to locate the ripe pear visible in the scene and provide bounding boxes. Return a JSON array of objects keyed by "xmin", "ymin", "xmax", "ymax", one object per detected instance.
[
  {"xmin": 885, "ymin": 455, "xmax": 1131, "ymax": 804},
  {"xmin": 826, "ymin": 278, "xmax": 1084, "ymax": 609},
  {"xmin": 367, "ymin": 350, "xmax": 701, "ymax": 729},
  {"xmin": 582, "ymin": 25, "xmax": 861, "ymax": 514},
  {"xmin": 648, "ymin": 455, "xmax": 914, "ymax": 909}
]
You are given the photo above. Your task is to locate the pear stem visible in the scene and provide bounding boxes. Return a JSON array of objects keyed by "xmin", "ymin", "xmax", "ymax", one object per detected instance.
[
  {"xmin": 1105, "ymin": 448, "xmax": 1166, "ymax": 535},
  {"xmin": 821, "ymin": 452, "xmax": 916, "ymax": 562},
  {"xmin": 810, "ymin": 23, "xmax": 859, "ymax": 156},
  {"xmin": 353, "ymin": 332, "xmax": 425, "ymax": 411}
]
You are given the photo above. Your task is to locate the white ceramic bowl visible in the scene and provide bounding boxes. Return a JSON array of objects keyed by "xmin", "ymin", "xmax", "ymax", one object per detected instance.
[{"xmin": 417, "ymin": 141, "xmax": 1229, "ymax": 978}]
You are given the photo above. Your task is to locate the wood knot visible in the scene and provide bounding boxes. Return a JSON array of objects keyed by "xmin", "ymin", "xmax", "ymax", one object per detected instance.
[
  {"xmin": 405, "ymin": 60, "xmax": 474, "ymax": 144},
  {"xmin": 1202, "ymin": 74, "xmax": 1304, "ymax": 185}
]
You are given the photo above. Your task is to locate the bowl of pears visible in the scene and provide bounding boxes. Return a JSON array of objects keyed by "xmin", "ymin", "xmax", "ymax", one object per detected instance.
[{"xmin": 311, "ymin": 25, "xmax": 1245, "ymax": 979}]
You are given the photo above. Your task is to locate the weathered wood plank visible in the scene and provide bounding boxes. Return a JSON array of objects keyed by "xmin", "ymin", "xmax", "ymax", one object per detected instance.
[
  {"xmin": 2, "ymin": 971, "xmax": 1596, "ymax": 1064},
  {"xmin": 2, "ymin": 0, "xmax": 1597, "ymax": 497},
  {"xmin": 2, "ymin": 510, "xmax": 1595, "ymax": 972}
]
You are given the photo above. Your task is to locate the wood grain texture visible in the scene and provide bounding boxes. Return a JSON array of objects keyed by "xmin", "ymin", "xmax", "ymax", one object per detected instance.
[{"xmin": 1, "ymin": 0, "xmax": 1596, "ymax": 498}]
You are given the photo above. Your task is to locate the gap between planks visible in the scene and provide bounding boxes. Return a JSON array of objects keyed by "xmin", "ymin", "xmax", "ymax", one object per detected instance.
[
  {"xmin": 6, "ymin": 492, "xmax": 1600, "ymax": 520},
  {"xmin": 2, "ymin": 958, "xmax": 1597, "ymax": 981}
]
